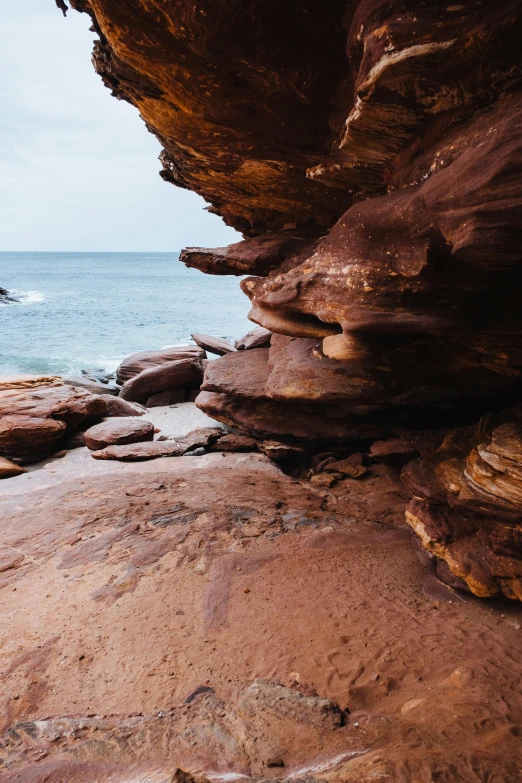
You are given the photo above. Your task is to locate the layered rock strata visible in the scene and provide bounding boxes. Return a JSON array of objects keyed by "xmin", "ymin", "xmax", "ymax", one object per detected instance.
[
  {"xmin": 402, "ymin": 408, "xmax": 522, "ymax": 600},
  {"xmin": 56, "ymin": 0, "xmax": 522, "ymax": 599}
]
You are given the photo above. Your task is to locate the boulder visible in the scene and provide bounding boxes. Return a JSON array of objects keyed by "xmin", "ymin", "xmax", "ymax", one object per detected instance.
[
  {"xmin": 116, "ymin": 346, "xmax": 205, "ymax": 385},
  {"xmin": 146, "ymin": 388, "xmax": 187, "ymax": 407},
  {"xmin": 120, "ymin": 358, "xmax": 204, "ymax": 404},
  {"xmin": 191, "ymin": 334, "xmax": 237, "ymax": 357},
  {"xmin": 0, "ymin": 384, "xmax": 107, "ymax": 462},
  {"xmin": 402, "ymin": 409, "xmax": 522, "ymax": 601},
  {"xmin": 235, "ymin": 327, "xmax": 272, "ymax": 351},
  {"xmin": 84, "ymin": 417, "xmax": 155, "ymax": 450},
  {"xmin": 91, "ymin": 440, "xmax": 187, "ymax": 460},
  {"xmin": 104, "ymin": 396, "xmax": 146, "ymax": 417}
]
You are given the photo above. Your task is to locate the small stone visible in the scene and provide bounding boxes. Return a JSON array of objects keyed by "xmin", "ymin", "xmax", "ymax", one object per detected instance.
[
  {"xmin": 243, "ymin": 587, "xmax": 250, "ymax": 593},
  {"xmin": 0, "ymin": 457, "xmax": 27, "ymax": 479},
  {"xmin": 310, "ymin": 473, "xmax": 336, "ymax": 488}
]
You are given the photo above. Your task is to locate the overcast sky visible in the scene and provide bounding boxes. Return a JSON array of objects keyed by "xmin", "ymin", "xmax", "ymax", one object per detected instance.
[{"xmin": 0, "ymin": 1, "xmax": 240, "ymax": 251}]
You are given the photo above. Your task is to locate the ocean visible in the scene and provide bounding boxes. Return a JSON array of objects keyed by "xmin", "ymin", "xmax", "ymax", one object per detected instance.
[{"xmin": 0, "ymin": 252, "xmax": 253, "ymax": 376}]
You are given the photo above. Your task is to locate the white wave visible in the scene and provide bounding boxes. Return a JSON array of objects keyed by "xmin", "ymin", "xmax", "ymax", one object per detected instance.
[{"xmin": 11, "ymin": 289, "xmax": 46, "ymax": 304}]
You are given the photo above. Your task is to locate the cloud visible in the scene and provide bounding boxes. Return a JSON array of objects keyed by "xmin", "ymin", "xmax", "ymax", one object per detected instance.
[{"xmin": 0, "ymin": 1, "xmax": 240, "ymax": 251}]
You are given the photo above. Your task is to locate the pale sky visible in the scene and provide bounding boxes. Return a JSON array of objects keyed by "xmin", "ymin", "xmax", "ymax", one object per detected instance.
[{"xmin": 0, "ymin": 1, "xmax": 240, "ymax": 251}]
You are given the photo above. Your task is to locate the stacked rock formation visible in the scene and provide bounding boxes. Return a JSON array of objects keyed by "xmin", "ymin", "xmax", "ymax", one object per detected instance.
[
  {"xmin": 0, "ymin": 377, "xmax": 107, "ymax": 464},
  {"xmin": 58, "ymin": 4, "xmax": 521, "ymax": 570}
]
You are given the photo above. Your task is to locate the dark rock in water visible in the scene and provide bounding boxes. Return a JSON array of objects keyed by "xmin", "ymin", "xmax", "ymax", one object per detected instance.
[
  {"xmin": 146, "ymin": 388, "xmax": 187, "ymax": 407},
  {"xmin": 83, "ymin": 417, "xmax": 155, "ymax": 450},
  {"xmin": 235, "ymin": 327, "xmax": 272, "ymax": 351},
  {"xmin": 0, "ymin": 287, "xmax": 18, "ymax": 303},
  {"xmin": 191, "ymin": 334, "xmax": 237, "ymax": 357},
  {"xmin": 62, "ymin": 376, "xmax": 120, "ymax": 396},
  {"xmin": 120, "ymin": 358, "xmax": 204, "ymax": 404},
  {"xmin": 81, "ymin": 367, "xmax": 116, "ymax": 384},
  {"xmin": 116, "ymin": 346, "xmax": 205, "ymax": 385}
]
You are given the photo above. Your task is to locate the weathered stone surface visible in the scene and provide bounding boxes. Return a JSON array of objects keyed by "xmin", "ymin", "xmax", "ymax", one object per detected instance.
[
  {"xmin": 116, "ymin": 347, "xmax": 205, "ymax": 385},
  {"xmin": 181, "ymin": 231, "xmax": 319, "ymax": 276},
  {"xmin": 235, "ymin": 326, "xmax": 272, "ymax": 351},
  {"xmin": 210, "ymin": 433, "xmax": 258, "ymax": 452},
  {"xmin": 0, "ymin": 384, "xmax": 106, "ymax": 462},
  {"xmin": 370, "ymin": 438, "xmax": 418, "ymax": 464},
  {"xmin": 120, "ymin": 359, "xmax": 204, "ymax": 404},
  {"xmin": 191, "ymin": 334, "xmax": 237, "ymax": 357},
  {"xmin": 326, "ymin": 454, "xmax": 367, "ymax": 478},
  {"xmin": 403, "ymin": 409, "xmax": 522, "ymax": 600},
  {"xmin": 0, "ymin": 449, "xmax": 521, "ymax": 779},
  {"xmin": 91, "ymin": 440, "xmax": 186, "ymax": 460},
  {"xmin": 258, "ymin": 440, "xmax": 307, "ymax": 464},
  {"xmin": 201, "ymin": 349, "xmax": 269, "ymax": 400},
  {"xmin": 0, "ymin": 457, "xmax": 27, "ymax": 479},
  {"xmin": 84, "ymin": 417, "xmax": 155, "ymax": 451}
]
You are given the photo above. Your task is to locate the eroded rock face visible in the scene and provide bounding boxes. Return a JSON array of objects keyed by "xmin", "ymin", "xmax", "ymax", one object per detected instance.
[
  {"xmin": 402, "ymin": 408, "xmax": 522, "ymax": 600},
  {"xmin": 57, "ymin": 0, "xmax": 522, "ymax": 713}
]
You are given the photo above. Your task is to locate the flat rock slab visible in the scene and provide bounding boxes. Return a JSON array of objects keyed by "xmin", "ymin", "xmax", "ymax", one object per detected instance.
[
  {"xmin": 84, "ymin": 417, "xmax": 155, "ymax": 450},
  {"xmin": 235, "ymin": 326, "xmax": 272, "ymax": 351},
  {"xmin": 0, "ymin": 453, "xmax": 520, "ymax": 780},
  {"xmin": 142, "ymin": 403, "xmax": 225, "ymax": 439},
  {"xmin": 191, "ymin": 333, "xmax": 237, "ymax": 356},
  {"xmin": 91, "ymin": 440, "xmax": 186, "ymax": 460}
]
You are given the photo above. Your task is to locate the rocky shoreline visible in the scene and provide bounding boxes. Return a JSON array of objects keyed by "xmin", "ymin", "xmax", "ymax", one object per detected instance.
[{"xmin": 2, "ymin": 0, "xmax": 522, "ymax": 779}]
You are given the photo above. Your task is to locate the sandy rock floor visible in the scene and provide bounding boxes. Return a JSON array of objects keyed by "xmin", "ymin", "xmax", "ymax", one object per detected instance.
[{"xmin": 0, "ymin": 406, "xmax": 521, "ymax": 781}]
